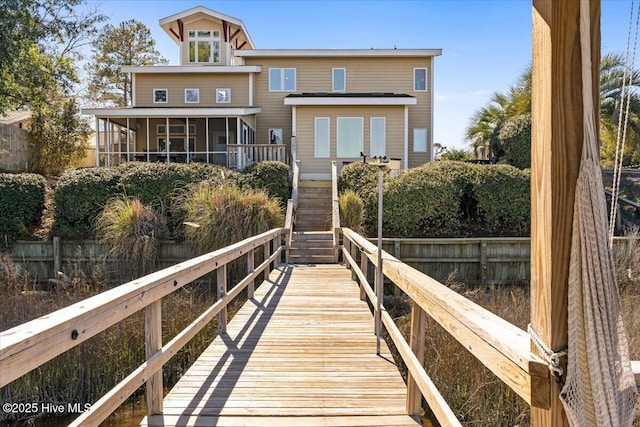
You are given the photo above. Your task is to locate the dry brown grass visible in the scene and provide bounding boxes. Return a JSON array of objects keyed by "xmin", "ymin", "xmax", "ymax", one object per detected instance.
[
  {"xmin": 0, "ymin": 254, "xmax": 251, "ymax": 425},
  {"xmin": 386, "ymin": 249, "xmax": 640, "ymax": 426}
]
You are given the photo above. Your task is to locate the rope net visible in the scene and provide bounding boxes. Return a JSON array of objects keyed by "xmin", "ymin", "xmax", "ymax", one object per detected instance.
[{"xmin": 560, "ymin": 1, "xmax": 638, "ymax": 425}]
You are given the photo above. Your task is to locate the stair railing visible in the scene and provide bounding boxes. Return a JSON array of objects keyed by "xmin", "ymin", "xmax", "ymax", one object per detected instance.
[
  {"xmin": 331, "ymin": 161, "xmax": 340, "ymax": 261},
  {"xmin": 285, "ymin": 160, "xmax": 300, "ymax": 263}
]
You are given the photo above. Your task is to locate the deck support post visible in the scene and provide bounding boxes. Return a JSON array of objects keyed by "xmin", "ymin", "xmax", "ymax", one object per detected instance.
[
  {"xmin": 217, "ymin": 265, "xmax": 227, "ymax": 335},
  {"xmin": 359, "ymin": 250, "xmax": 368, "ymax": 301},
  {"xmin": 530, "ymin": 1, "xmax": 600, "ymax": 425},
  {"xmin": 144, "ymin": 300, "xmax": 163, "ymax": 415},
  {"xmin": 247, "ymin": 249, "xmax": 255, "ymax": 299},
  {"xmin": 406, "ymin": 301, "xmax": 427, "ymax": 417},
  {"xmin": 344, "ymin": 239, "xmax": 351, "ymax": 271}
]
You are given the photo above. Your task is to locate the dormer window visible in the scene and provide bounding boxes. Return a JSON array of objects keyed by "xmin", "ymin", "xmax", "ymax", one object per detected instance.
[{"xmin": 188, "ymin": 30, "xmax": 220, "ymax": 63}]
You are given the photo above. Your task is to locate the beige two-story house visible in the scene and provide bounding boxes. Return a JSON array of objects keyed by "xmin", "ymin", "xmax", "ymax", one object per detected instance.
[{"xmin": 83, "ymin": 5, "xmax": 441, "ymax": 179}]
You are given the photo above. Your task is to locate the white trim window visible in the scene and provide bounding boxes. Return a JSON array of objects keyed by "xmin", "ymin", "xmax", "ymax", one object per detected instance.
[
  {"xmin": 414, "ymin": 68, "xmax": 427, "ymax": 92},
  {"xmin": 216, "ymin": 88, "xmax": 231, "ymax": 103},
  {"xmin": 188, "ymin": 30, "xmax": 221, "ymax": 63},
  {"xmin": 332, "ymin": 68, "xmax": 346, "ymax": 92},
  {"xmin": 153, "ymin": 89, "xmax": 168, "ymax": 104},
  {"xmin": 414, "ymin": 128, "xmax": 427, "ymax": 152},
  {"xmin": 370, "ymin": 117, "xmax": 386, "ymax": 157},
  {"xmin": 337, "ymin": 117, "xmax": 363, "ymax": 158},
  {"xmin": 269, "ymin": 68, "xmax": 296, "ymax": 91},
  {"xmin": 314, "ymin": 117, "xmax": 330, "ymax": 158},
  {"xmin": 269, "ymin": 128, "xmax": 283, "ymax": 144},
  {"xmin": 185, "ymin": 88, "xmax": 199, "ymax": 103}
]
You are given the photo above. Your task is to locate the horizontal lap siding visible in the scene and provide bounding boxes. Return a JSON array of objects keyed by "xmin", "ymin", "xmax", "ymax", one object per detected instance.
[
  {"xmin": 296, "ymin": 106, "xmax": 404, "ymax": 174},
  {"xmin": 245, "ymin": 56, "xmax": 433, "ymax": 165},
  {"xmin": 135, "ymin": 73, "xmax": 249, "ymax": 107}
]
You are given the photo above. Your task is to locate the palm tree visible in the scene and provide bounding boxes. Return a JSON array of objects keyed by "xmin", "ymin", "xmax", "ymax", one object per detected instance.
[
  {"xmin": 465, "ymin": 67, "xmax": 530, "ymax": 159},
  {"xmin": 599, "ymin": 52, "xmax": 640, "ymax": 166},
  {"xmin": 467, "ymin": 56, "xmax": 640, "ymax": 166}
]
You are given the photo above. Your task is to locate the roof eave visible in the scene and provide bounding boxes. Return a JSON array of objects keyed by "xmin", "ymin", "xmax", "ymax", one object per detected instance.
[
  {"xmin": 236, "ymin": 49, "xmax": 442, "ymax": 58},
  {"xmin": 283, "ymin": 98, "xmax": 417, "ymax": 106}
]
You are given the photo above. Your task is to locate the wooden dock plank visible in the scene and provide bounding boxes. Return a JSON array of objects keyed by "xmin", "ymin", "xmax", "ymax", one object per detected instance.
[{"xmin": 141, "ymin": 264, "xmax": 420, "ymax": 426}]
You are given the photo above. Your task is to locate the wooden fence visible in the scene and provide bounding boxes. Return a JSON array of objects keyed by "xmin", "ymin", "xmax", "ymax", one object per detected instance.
[
  {"xmin": 0, "ymin": 124, "xmax": 30, "ymax": 172},
  {"xmin": 10, "ymin": 236, "xmax": 637, "ymax": 285}
]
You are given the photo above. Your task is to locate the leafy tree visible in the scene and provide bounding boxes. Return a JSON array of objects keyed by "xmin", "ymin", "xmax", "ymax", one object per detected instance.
[
  {"xmin": 87, "ymin": 20, "xmax": 168, "ymax": 107},
  {"xmin": 441, "ymin": 148, "xmax": 473, "ymax": 161},
  {"xmin": 29, "ymin": 96, "xmax": 92, "ymax": 176},
  {"xmin": 0, "ymin": 0, "xmax": 104, "ymax": 113}
]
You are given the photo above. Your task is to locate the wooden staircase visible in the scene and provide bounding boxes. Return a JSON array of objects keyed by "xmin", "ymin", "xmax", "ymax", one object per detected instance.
[{"xmin": 290, "ymin": 181, "xmax": 335, "ymax": 264}]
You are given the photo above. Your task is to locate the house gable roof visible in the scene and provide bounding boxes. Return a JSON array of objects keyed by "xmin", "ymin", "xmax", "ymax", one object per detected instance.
[
  {"xmin": 159, "ymin": 6, "xmax": 255, "ymax": 50},
  {"xmin": 0, "ymin": 110, "xmax": 32, "ymax": 125}
]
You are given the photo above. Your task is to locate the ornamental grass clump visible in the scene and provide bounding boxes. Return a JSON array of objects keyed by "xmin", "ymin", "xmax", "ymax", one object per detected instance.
[
  {"xmin": 95, "ymin": 197, "xmax": 168, "ymax": 278},
  {"xmin": 339, "ymin": 190, "xmax": 365, "ymax": 235},
  {"xmin": 181, "ymin": 183, "xmax": 284, "ymax": 254}
]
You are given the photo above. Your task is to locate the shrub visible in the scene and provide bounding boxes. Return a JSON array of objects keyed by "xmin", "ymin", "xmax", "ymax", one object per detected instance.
[
  {"xmin": 239, "ymin": 161, "xmax": 290, "ymax": 207},
  {"xmin": 0, "ymin": 173, "xmax": 46, "ymax": 246},
  {"xmin": 119, "ymin": 162, "xmax": 235, "ymax": 209},
  {"xmin": 53, "ymin": 167, "xmax": 122, "ymax": 235},
  {"xmin": 473, "ymin": 165, "xmax": 530, "ymax": 235},
  {"xmin": 181, "ymin": 183, "xmax": 284, "ymax": 254},
  {"xmin": 339, "ymin": 190, "xmax": 365, "ymax": 235},
  {"xmin": 383, "ymin": 163, "xmax": 467, "ymax": 237},
  {"xmin": 94, "ymin": 197, "xmax": 168, "ymax": 278},
  {"xmin": 339, "ymin": 162, "xmax": 386, "ymax": 232},
  {"xmin": 378, "ymin": 162, "xmax": 472, "ymax": 237},
  {"xmin": 338, "ymin": 162, "xmax": 381, "ymax": 195},
  {"xmin": 499, "ymin": 113, "xmax": 531, "ymax": 169}
]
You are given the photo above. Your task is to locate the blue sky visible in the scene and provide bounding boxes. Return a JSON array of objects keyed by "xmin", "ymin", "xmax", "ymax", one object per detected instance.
[{"xmin": 84, "ymin": 0, "xmax": 634, "ymax": 151}]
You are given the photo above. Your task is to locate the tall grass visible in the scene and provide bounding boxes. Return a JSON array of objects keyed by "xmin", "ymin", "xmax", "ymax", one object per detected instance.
[
  {"xmin": 181, "ymin": 183, "xmax": 284, "ymax": 254},
  {"xmin": 339, "ymin": 190, "xmax": 365, "ymax": 235},
  {"xmin": 0, "ymin": 255, "xmax": 231, "ymax": 425},
  {"xmin": 94, "ymin": 197, "xmax": 168, "ymax": 278}
]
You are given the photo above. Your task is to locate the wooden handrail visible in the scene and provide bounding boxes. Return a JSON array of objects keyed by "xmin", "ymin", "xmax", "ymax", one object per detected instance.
[
  {"xmin": 284, "ymin": 160, "xmax": 300, "ymax": 262},
  {"xmin": 341, "ymin": 227, "xmax": 551, "ymax": 425},
  {"xmin": 331, "ymin": 161, "xmax": 340, "ymax": 261},
  {"xmin": 0, "ymin": 228, "xmax": 286, "ymax": 425},
  {"xmin": 604, "ymin": 189, "xmax": 640, "ymax": 209}
]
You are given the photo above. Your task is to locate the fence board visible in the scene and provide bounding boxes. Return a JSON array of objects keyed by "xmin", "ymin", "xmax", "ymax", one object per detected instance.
[{"xmin": 0, "ymin": 124, "xmax": 30, "ymax": 172}]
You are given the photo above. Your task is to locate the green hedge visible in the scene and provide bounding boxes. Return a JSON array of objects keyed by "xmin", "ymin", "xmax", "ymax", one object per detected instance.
[
  {"xmin": 239, "ymin": 161, "xmax": 290, "ymax": 207},
  {"xmin": 339, "ymin": 162, "xmax": 386, "ymax": 231},
  {"xmin": 0, "ymin": 173, "xmax": 46, "ymax": 246},
  {"xmin": 473, "ymin": 165, "xmax": 530, "ymax": 235},
  {"xmin": 53, "ymin": 162, "xmax": 286, "ymax": 237},
  {"xmin": 339, "ymin": 161, "xmax": 531, "ymax": 237},
  {"xmin": 53, "ymin": 168, "xmax": 123, "ymax": 235}
]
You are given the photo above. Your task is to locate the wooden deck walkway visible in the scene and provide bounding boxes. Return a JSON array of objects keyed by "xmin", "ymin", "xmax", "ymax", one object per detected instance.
[{"xmin": 140, "ymin": 263, "xmax": 421, "ymax": 427}]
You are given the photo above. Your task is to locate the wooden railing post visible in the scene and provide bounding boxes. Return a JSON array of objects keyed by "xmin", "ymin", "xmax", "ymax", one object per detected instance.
[
  {"xmin": 359, "ymin": 248, "xmax": 368, "ymax": 302},
  {"xmin": 344, "ymin": 239, "xmax": 351, "ymax": 271},
  {"xmin": 264, "ymin": 240, "xmax": 271, "ymax": 278},
  {"xmin": 247, "ymin": 249, "xmax": 255, "ymax": 299},
  {"xmin": 349, "ymin": 242, "xmax": 357, "ymax": 280},
  {"xmin": 145, "ymin": 300, "xmax": 163, "ymax": 415},
  {"xmin": 406, "ymin": 301, "xmax": 427, "ymax": 417},
  {"xmin": 217, "ymin": 265, "xmax": 227, "ymax": 335},
  {"xmin": 531, "ymin": 1, "xmax": 599, "ymax": 425}
]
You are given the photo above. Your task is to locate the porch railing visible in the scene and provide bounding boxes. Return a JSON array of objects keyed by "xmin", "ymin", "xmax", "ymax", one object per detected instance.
[{"xmin": 227, "ymin": 144, "xmax": 287, "ymax": 169}]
